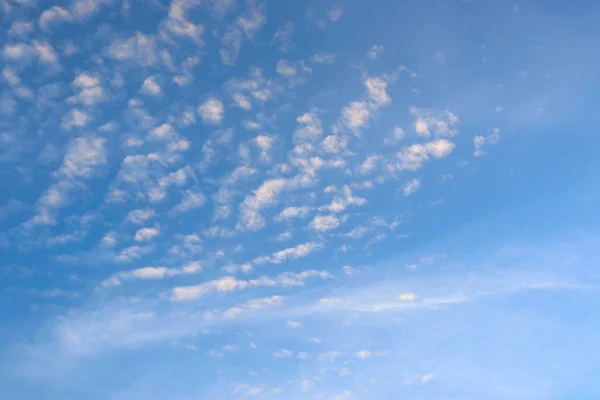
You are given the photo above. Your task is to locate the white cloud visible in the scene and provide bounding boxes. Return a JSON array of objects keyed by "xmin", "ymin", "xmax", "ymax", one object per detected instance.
[
  {"xmin": 203, "ymin": 226, "xmax": 235, "ymax": 238},
  {"xmin": 385, "ymin": 127, "xmax": 405, "ymax": 145},
  {"xmin": 100, "ymin": 231, "xmax": 118, "ymax": 247},
  {"xmin": 272, "ymin": 270, "xmax": 331, "ymax": 286},
  {"xmin": 8, "ymin": 20, "xmax": 34, "ymax": 39},
  {"xmin": 59, "ymin": 136, "xmax": 106, "ymax": 179},
  {"xmin": 169, "ymin": 190, "xmax": 206, "ymax": 216},
  {"xmin": 310, "ymin": 215, "xmax": 340, "ymax": 232},
  {"xmin": 276, "ymin": 59, "xmax": 297, "ymax": 77},
  {"xmin": 389, "ymin": 216, "xmax": 403, "ymax": 231},
  {"xmin": 126, "ymin": 209, "xmax": 156, "ymax": 224},
  {"xmin": 318, "ymin": 297, "xmax": 343, "ymax": 306},
  {"xmin": 317, "ymin": 350, "xmax": 342, "ymax": 362},
  {"xmin": 404, "ymin": 373, "xmax": 434, "ymax": 386},
  {"xmin": 242, "ymin": 116, "xmax": 259, "ymax": 130},
  {"xmin": 398, "ymin": 292, "xmax": 418, "ymax": 301},
  {"xmin": 228, "ymin": 295, "xmax": 285, "ymax": 318},
  {"xmin": 107, "ymin": 32, "xmax": 158, "ymax": 67},
  {"xmin": 319, "ymin": 186, "xmax": 366, "ymax": 213},
  {"xmin": 270, "ymin": 242, "xmax": 322, "ymax": 263},
  {"xmin": 2, "ymin": 67, "xmax": 20, "ymax": 86},
  {"xmin": 220, "ymin": 27, "xmax": 242, "ymax": 66},
  {"xmin": 134, "ymin": 227, "xmax": 160, "ymax": 242},
  {"xmin": 2, "ymin": 40, "xmax": 59, "ymax": 65},
  {"xmin": 301, "ymin": 379, "xmax": 314, "ymax": 392},
  {"xmin": 275, "ymin": 206, "xmax": 312, "ymax": 221},
  {"xmin": 276, "ymin": 59, "xmax": 311, "ymax": 85},
  {"xmin": 37, "ymin": 182, "xmax": 72, "ymax": 211},
  {"xmin": 357, "ymin": 155, "xmax": 382, "ymax": 175},
  {"xmin": 70, "ymin": 72, "xmax": 106, "ymax": 106},
  {"xmin": 403, "ymin": 178, "xmax": 421, "ymax": 196},
  {"xmin": 272, "ymin": 22, "xmax": 294, "ymax": 52},
  {"xmin": 355, "ymin": 350, "xmax": 373, "ymax": 360},
  {"xmin": 333, "ymin": 390, "xmax": 354, "ymax": 400},
  {"xmin": 253, "ymin": 241, "xmax": 323, "ymax": 265},
  {"xmin": 341, "ymin": 101, "xmax": 370, "ymax": 130},
  {"xmin": 149, "ymin": 123, "xmax": 176, "ymax": 141},
  {"xmin": 222, "ymin": 308, "xmax": 243, "ymax": 319},
  {"xmin": 238, "ymin": 176, "xmax": 311, "ymax": 231},
  {"xmin": 329, "ymin": 8, "xmax": 343, "ymax": 22},
  {"xmin": 409, "ymin": 107, "xmax": 459, "ymax": 137},
  {"xmin": 338, "ymin": 76, "xmax": 392, "ymax": 134},
  {"xmin": 214, "ymin": 205, "xmax": 232, "ymax": 220},
  {"xmin": 286, "ymin": 320, "xmax": 303, "ymax": 328},
  {"xmin": 115, "ymin": 245, "xmax": 155, "ymax": 262},
  {"xmin": 312, "ymin": 53, "xmax": 336, "ymax": 64},
  {"xmin": 198, "ymin": 98, "xmax": 224, "ymax": 125},
  {"xmin": 273, "ymin": 349, "xmax": 293, "ymax": 359},
  {"xmin": 132, "ymin": 267, "xmax": 171, "ymax": 279},
  {"xmin": 60, "ymin": 109, "xmax": 88, "ymax": 130},
  {"xmin": 39, "ymin": 6, "xmax": 73, "ymax": 30},
  {"xmin": 254, "ymin": 135, "xmax": 275, "ymax": 162},
  {"xmin": 173, "ymin": 75, "xmax": 191, "ymax": 86},
  {"xmin": 206, "ymin": 0, "xmax": 236, "ymax": 15},
  {"xmin": 140, "ymin": 76, "xmax": 161, "ymax": 96},
  {"xmin": 487, "ymin": 127, "xmax": 500, "ymax": 144},
  {"xmin": 3, "ymin": 43, "xmax": 35, "ymax": 61},
  {"xmin": 223, "ymin": 166, "xmax": 258, "ymax": 186},
  {"xmin": 168, "ymin": 138, "xmax": 191, "ymax": 152},
  {"xmin": 161, "ymin": 0, "xmax": 204, "ymax": 45},
  {"xmin": 322, "ymin": 135, "xmax": 349, "ymax": 153},
  {"xmin": 345, "ymin": 225, "xmax": 371, "ymax": 239},
  {"xmin": 343, "ymin": 265, "xmax": 359, "ymax": 275},
  {"xmin": 102, "ymin": 261, "xmax": 203, "ymax": 287},
  {"xmin": 70, "ymin": 0, "xmax": 112, "ymax": 19},
  {"xmin": 220, "ymin": 7, "xmax": 266, "ymax": 65},
  {"xmin": 169, "ymin": 234, "xmax": 203, "ymax": 256},
  {"xmin": 171, "ymin": 270, "xmax": 329, "ymax": 301},
  {"xmin": 295, "ymin": 112, "xmax": 323, "ymax": 143},
  {"xmin": 367, "ymin": 44, "xmax": 383, "ymax": 60},
  {"xmin": 224, "ymin": 67, "xmax": 273, "ymax": 104},
  {"xmin": 238, "ymin": 7, "xmax": 267, "ymax": 37},
  {"xmin": 33, "ymin": 40, "xmax": 59, "ymax": 65},
  {"xmin": 364, "ymin": 77, "xmax": 391, "ymax": 106},
  {"xmin": 474, "ymin": 135, "xmax": 486, "ymax": 157},
  {"xmin": 474, "ymin": 127, "xmax": 500, "ymax": 157},
  {"xmin": 395, "ymin": 139, "xmax": 455, "ymax": 171},
  {"xmin": 237, "ymin": 8, "xmax": 267, "ymax": 38},
  {"xmin": 154, "ymin": 164, "xmax": 189, "ymax": 191},
  {"xmin": 276, "ymin": 229, "xmax": 292, "ymax": 241},
  {"xmin": 232, "ymin": 92, "xmax": 252, "ymax": 110}
]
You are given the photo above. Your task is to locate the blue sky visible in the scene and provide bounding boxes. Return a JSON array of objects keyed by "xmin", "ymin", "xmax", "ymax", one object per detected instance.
[{"xmin": 1, "ymin": 0, "xmax": 600, "ymax": 399}]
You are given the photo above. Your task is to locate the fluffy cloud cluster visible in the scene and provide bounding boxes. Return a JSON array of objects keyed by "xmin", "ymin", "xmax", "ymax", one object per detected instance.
[
  {"xmin": 171, "ymin": 269, "xmax": 330, "ymax": 301},
  {"xmin": 395, "ymin": 139, "xmax": 455, "ymax": 172}
]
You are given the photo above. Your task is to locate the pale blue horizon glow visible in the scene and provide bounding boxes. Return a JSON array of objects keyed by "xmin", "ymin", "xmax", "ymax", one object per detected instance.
[{"xmin": 1, "ymin": 0, "xmax": 600, "ymax": 399}]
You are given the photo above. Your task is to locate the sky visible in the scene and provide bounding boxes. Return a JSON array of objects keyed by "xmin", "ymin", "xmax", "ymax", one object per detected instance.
[{"xmin": 1, "ymin": 0, "xmax": 600, "ymax": 399}]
